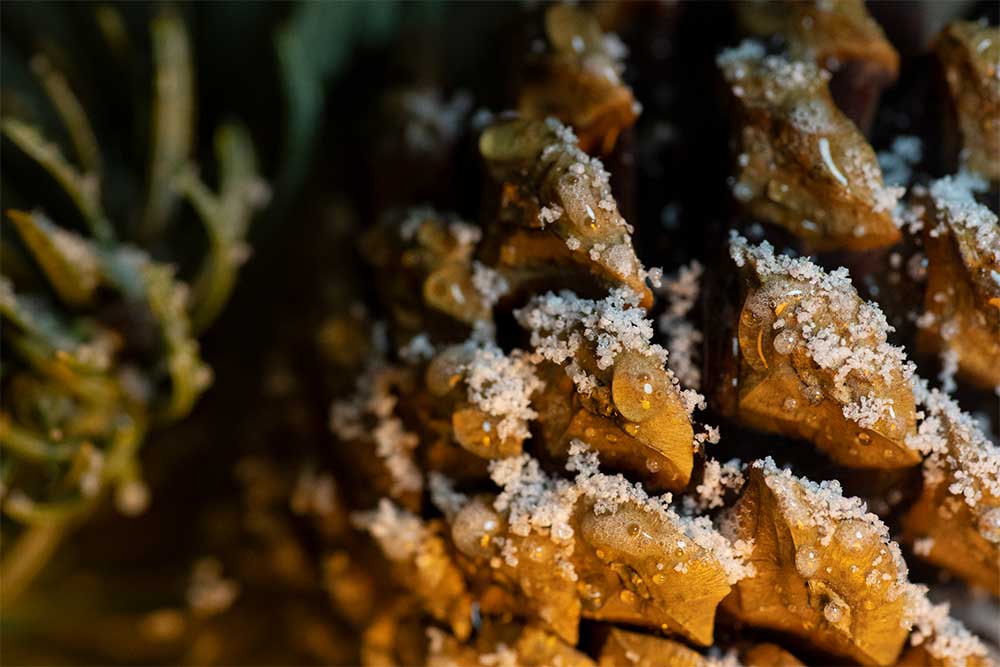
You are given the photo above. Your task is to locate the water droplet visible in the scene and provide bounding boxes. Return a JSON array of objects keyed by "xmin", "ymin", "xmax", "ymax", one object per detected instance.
[
  {"xmin": 452, "ymin": 501, "xmax": 502, "ymax": 557},
  {"xmin": 978, "ymin": 507, "xmax": 1000, "ymax": 543},
  {"xmin": 802, "ymin": 385, "xmax": 824, "ymax": 404},
  {"xmin": 578, "ymin": 577, "xmax": 607, "ymax": 611},
  {"xmin": 783, "ymin": 397, "xmax": 798, "ymax": 412},
  {"xmin": 823, "ymin": 600, "xmax": 844, "ymax": 623},
  {"xmin": 552, "ymin": 524, "xmax": 574, "ymax": 541},
  {"xmin": 627, "ymin": 523, "xmax": 641, "ymax": 537},
  {"xmin": 619, "ymin": 590, "xmax": 637, "ymax": 604},
  {"xmin": 836, "ymin": 522, "xmax": 870, "ymax": 552},
  {"xmin": 795, "ymin": 546, "xmax": 820, "ymax": 577},
  {"xmin": 772, "ymin": 329, "xmax": 798, "ymax": 355},
  {"xmin": 652, "ymin": 573, "xmax": 666, "ymax": 585}
]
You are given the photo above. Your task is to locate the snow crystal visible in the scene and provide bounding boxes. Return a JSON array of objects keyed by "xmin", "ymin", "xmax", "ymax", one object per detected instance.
[
  {"xmin": 449, "ymin": 221, "xmax": 483, "ymax": 249},
  {"xmin": 373, "ymin": 418, "xmax": 422, "ymax": 494},
  {"xmin": 878, "ymin": 135, "xmax": 923, "ymax": 187},
  {"xmin": 691, "ymin": 459, "xmax": 745, "ymax": 511},
  {"xmin": 908, "ymin": 376, "xmax": 1000, "ymax": 509},
  {"xmin": 488, "ymin": 452, "xmax": 579, "ymax": 579},
  {"xmin": 429, "ymin": 472, "xmax": 469, "ymax": 520},
  {"xmin": 906, "ymin": 592, "xmax": 989, "ymax": 666},
  {"xmin": 485, "ymin": 442, "xmax": 754, "ymax": 585},
  {"xmin": 716, "ymin": 40, "xmax": 766, "ymax": 68},
  {"xmin": 515, "ymin": 287, "xmax": 668, "ymax": 376},
  {"xmin": 471, "ymin": 261, "xmax": 510, "ymax": 310},
  {"xmin": 399, "ymin": 333, "xmax": 436, "ymax": 364},
  {"xmin": 330, "ymin": 361, "xmax": 423, "ymax": 494},
  {"xmin": 401, "ymin": 89, "xmax": 473, "ymax": 153},
  {"xmin": 841, "ymin": 394, "xmax": 896, "ymax": 429},
  {"xmin": 478, "ymin": 642, "xmax": 519, "ymax": 667},
  {"xmin": 657, "ymin": 260, "xmax": 704, "ymax": 389},
  {"xmin": 913, "ymin": 537, "xmax": 935, "ymax": 557},
  {"xmin": 464, "ymin": 342, "xmax": 542, "ymax": 441},
  {"xmin": 538, "ymin": 204, "xmax": 564, "ymax": 227},
  {"xmin": 929, "ymin": 172, "xmax": 999, "ymax": 262},
  {"xmin": 717, "ymin": 40, "xmax": 830, "ymax": 99},
  {"xmin": 938, "ymin": 348, "xmax": 959, "ymax": 394},
  {"xmin": 352, "ymin": 498, "xmax": 428, "ymax": 561}
]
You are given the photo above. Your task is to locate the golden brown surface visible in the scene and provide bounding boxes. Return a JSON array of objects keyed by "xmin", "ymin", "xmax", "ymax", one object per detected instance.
[
  {"xmin": 719, "ymin": 238, "xmax": 920, "ymax": 469},
  {"xmin": 8, "ymin": 5, "xmax": 1000, "ymax": 667},
  {"xmin": 528, "ymin": 335, "xmax": 694, "ymax": 491},
  {"xmin": 722, "ymin": 463, "xmax": 911, "ymax": 666},
  {"xmin": 901, "ymin": 386, "xmax": 1000, "ymax": 596},
  {"xmin": 736, "ymin": 0, "xmax": 898, "ymax": 77},
  {"xmin": 427, "ymin": 623, "xmax": 596, "ymax": 667},
  {"xmin": 718, "ymin": 44, "xmax": 903, "ymax": 250},
  {"xmin": 479, "ymin": 117, "xmax": 653, "ymax": 306},
  {"xmin": 519, "ymin": 4, "xmax": 639, "ymax": 155},
  {"xmin": 741, "ymin": 642, "xmax": 805, "ymax": 667},
  {"xmin": 915, "ymin": 181, "xmax": 1000, "ymax": 389},
  {"xmin": 934, "ymin": 22, "xmax": 1000, "ymax": 181},
  {"xmin": 598, "ymin": 628, "xmax": 708, "ymax": 667},
  {"xmin": 735, "ymin": 0, "xmax": 898, "ymax": 132},
  {"xmin": 362, "ymin": 209, "xmax": 492, "ymax": 336},
  {"xmin": 439, "ymin": 486, "xmax": 735, "ymax": 647},
  {"xmin": 898, "ymin": 644, "xmax": 994, "ymax": 667}
]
